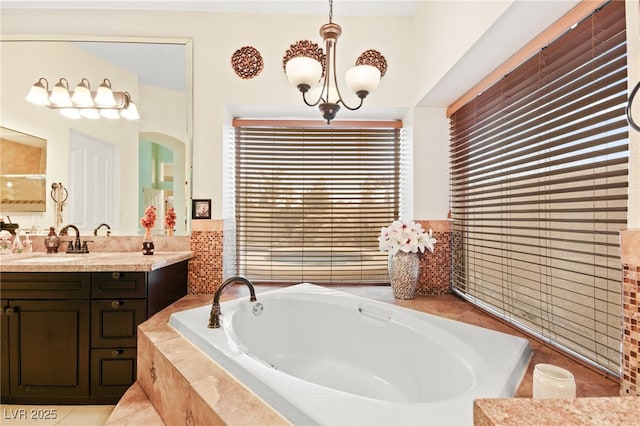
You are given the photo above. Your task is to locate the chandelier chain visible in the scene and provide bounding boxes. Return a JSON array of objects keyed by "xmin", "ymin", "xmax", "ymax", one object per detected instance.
[{"xmin": 328, "ymin": 0, "xmax": 333, "ymax": 23}]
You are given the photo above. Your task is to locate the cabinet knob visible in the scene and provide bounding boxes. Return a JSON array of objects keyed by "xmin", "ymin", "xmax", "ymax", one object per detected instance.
[
  {"xmin": 112, "ymin": 272, "xmax": 121, "ymax": 280},
  {"xmin": 111, "ymin": 300, "xmax": 123, "ymax": 309},
  {"xmin": 4, "ymin": 307, "xmax": 17, "ymax": 316},
  {"xmin": 111, "ymin": 349, "xmax": 123, "ymax": 357}
]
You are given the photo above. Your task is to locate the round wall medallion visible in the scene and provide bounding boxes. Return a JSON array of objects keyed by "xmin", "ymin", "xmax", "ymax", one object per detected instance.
[
  {"xmin": 282, "ymin": 40, "xmax": 325, "ymax": 76},
  {"xmin": 231, "ymin": 46, "xmax": 264, "ymax": 79},
  {"xmin": 356, "ymin": 49, "xmax": 388, "ymax": 78}
]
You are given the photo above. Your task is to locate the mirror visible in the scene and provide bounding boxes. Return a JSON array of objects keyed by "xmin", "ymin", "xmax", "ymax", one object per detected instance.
[
  {"xmin": 0, "ymin": 36, "xmax": 192, "ymax": 236},
  {"xmin": 0, "ymin": 127, "xmax": 47, "ymax": 212}
]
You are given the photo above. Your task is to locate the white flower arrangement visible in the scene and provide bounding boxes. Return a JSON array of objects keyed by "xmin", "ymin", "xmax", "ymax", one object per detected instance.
[{"xmin": 378, "ymin": 220, "xmax": 437, "ymax": 255}]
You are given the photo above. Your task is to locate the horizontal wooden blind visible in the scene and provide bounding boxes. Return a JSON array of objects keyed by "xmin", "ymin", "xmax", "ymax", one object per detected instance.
[
  {"xmin": 234, "ymin": 126, "xmax": 400, "ymax": 284},
  {"xmin": 450, "ymin": 1, "xmax": 627, "ymax": 375}
]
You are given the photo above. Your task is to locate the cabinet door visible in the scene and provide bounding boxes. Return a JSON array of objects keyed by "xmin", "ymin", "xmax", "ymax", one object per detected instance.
[
  {"xmin": 1, "ymin": 299, "xmax": 9, "ymax": 398},
  {"xmin": 90, "ymin": 348, "xmax": 137, "ymax": 397},
  {"xmin": 91, "ymin": 299, "xmax": 146, "ymax": 348},
  {"xmin": 7, "ymin": 300, "xmax": 90, "ymax": 398}
]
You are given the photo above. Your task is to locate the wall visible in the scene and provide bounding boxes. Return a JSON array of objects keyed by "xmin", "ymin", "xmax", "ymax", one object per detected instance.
[{"xmin": 0, "ymin": 4, "xmax": 515, "ymax": 222}]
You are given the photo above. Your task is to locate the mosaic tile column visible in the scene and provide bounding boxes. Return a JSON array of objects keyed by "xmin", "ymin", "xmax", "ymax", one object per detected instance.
[
  {"xmin": 621, "ymin": 229, "xmax": 640, "ymax": 397},
  {"xmin": 416, "ymin": 220, "xmax": 451, "ymax": 295},
  {"xmin": 188, "ymin": 219, "xmax": 224, "ymax": 294}
]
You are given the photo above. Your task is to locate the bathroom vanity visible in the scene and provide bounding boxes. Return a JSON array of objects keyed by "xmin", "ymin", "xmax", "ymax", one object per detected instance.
[{"xmin": 0, "ymin": 251, "xmax": 191, "ymax": 404}]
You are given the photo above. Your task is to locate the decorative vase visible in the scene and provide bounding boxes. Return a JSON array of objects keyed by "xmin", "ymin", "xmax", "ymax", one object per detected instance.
[
  {"xmin": 0, "ymin": 243, "xmax": 10, "ymax": 255},
  {"xmin": 167, "ymin": 228, "xmax": 174, "ymax": 236},
  {"xmin": 388, "ymin": 251, "xmax": 420, "ymax": 299},
  {"xmin": 142, "ymin": 228, "xmax": 154, "ymax": 255}
]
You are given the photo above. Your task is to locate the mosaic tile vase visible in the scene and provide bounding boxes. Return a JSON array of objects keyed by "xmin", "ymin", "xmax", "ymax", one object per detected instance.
[{"xmin": 388, "ymin": 251, "xmax": 420, "ymax": 299}]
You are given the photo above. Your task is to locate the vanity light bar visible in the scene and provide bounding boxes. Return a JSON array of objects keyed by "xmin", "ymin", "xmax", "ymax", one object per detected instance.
[{"xmin": 26, "ymin": 77, "xmax": 140, "ymax": 120}]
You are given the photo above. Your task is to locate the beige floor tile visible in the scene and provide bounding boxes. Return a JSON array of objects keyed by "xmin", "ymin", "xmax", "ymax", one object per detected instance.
[
  {"xmin": 0, "ymin": 405, "xmax": 114, "ymax": 426},
  {"xmin": 56, "ymin": 406, "xmax": 114, "ymax": 425}
]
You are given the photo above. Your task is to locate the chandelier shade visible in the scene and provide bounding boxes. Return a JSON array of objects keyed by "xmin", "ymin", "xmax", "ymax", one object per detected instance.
[
  {"xmin": 285, "ymin": 57, "xmax": 323, "ymax": 91},
  {"xmin": 26, "ymin": 77, "xmax": 140, "ymax": 120},
  {"xmin": 345, "ymin": 65, "xmax": 381, "ymax": 96},
  {"xmin": 282, "ymin": 0, "xmax": 387, "ymax": 123}
]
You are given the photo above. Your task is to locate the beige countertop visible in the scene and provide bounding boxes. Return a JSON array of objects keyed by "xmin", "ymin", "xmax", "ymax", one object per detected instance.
[
  {"xmin": 0, "ymin": 251, "xmax": 193, "ymax": 272},
  {"xmin": 474, "ymin": 396, "xmax": 639, "ymax": 425}
]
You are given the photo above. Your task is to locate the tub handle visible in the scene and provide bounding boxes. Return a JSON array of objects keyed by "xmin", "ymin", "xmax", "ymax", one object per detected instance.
[{"xmin": 358, "ymin": 304, "xmax": 392, "ymax": 323}]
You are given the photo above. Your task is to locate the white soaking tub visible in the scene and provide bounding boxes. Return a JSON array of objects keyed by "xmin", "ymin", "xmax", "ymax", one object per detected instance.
[{"xmin": 169, "ymin": 283, "xmax": 531, "ymax": 425}]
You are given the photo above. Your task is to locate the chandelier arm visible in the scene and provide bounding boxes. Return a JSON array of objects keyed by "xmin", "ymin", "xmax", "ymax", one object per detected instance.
[
  {"xmin": 302, "ymin": 90, "xmax": 323, "ymax": 107},
  {"xmin": 331, "ymin": 52, "xmax": 363, "ymax": 111},
  {"xmin": 337, "ymin": 96, "xmax": 365, "ymax": 111}
]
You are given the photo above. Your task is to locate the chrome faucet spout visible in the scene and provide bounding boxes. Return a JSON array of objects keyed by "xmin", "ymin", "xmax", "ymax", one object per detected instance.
[{"xmin": 208, "ymin": 276, "xmax": 257, "ymax": 328}]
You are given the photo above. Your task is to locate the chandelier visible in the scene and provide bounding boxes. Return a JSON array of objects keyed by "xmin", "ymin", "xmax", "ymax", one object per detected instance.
[
  {"xmin": 282, "ymin": 0, "xmax": 387, "ymax": 124},
  {"xmin": 26, "ymin": 77, "xmax": 140, "ymax": 120}
]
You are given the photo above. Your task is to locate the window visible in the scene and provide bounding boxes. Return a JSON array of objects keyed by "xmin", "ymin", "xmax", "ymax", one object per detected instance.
[
  {"xmin": 449, "ymin": 1, "xmax": 627, "ymax": 375},
  {"xmin": 233, "ymin": 123, "xmax": 402, "ymax": 284}
]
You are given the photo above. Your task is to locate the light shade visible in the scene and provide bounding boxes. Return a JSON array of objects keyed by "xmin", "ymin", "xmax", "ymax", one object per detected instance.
[
  {"xmin": 285, "ymin": 57, "xmax": 323, "ymax": 90},
  {"xmin": 120, "ymin": 102, "xmax": 140, "ymax": 120},
  {"xmin": 345, "ymin": 65, "xmax": 381, "ymax": 97},
  {"xmin": 94, "ymin": 78, "xmax": 117, "ymax": 106},
  {"xmin": 80, "ymin": 108, "xmax": 100, "ymax": 119},
  {"xmin": 308, "ymin": 84, "xmax": 339, "ymax": 104},
  {"xmin": 59, "ymin": 108, "xmax": 81, "ymax": 119},
  {"xmin": 100, "ymin": 109, "xmax": 120, "ymax": 119},
  {"xmin": 49, "ymin": 78, "xmax": 72, "ymax": 107},
  {"xmin": 71, "ymin": 78, "xmax": 94, "ymax": 106},
  {"xmin": 26, "ymin": 77, "xmax": 139, "ymax": 120},
  {"xmin": 25, "ymin": 78, "xmax": 50, "ymax": 106}
]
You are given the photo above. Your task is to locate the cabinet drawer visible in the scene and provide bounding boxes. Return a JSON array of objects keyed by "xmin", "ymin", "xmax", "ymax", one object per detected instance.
[
  {"xmin": 0, "ymin": 273, "xmax": 90, "ymax": 299},
  {"xmin": 90, "ymin": 348, "xmax": 136, "ymax": 397},
  {"xmin": 91, "ymin": 272, "xmax": 146, "ymax": 299},
  {"xmin": 91, "ymin": 300, "xmax": 146, "ymax": 348}
]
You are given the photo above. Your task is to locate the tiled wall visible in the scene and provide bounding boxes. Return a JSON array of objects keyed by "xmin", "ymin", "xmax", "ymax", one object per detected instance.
[
  {"xmin": 187, "ymin": 219, "xmax": 223, "ymax": 294},
  {"xmin": 185, "ymin": 219, "xmax": 453, "ymax": 295},
  {"xmin": 416, "ymin": 220, "xmax": 452, "ymax": 295},
  {"xmin": 621, "ymin": 229, "xmax": 640, "ymax": 397}
]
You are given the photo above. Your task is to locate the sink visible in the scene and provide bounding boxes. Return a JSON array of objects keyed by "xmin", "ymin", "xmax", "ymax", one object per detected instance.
[{"xmin": 15, "ymin": 256, "xmax": 83, "ymax": 263}]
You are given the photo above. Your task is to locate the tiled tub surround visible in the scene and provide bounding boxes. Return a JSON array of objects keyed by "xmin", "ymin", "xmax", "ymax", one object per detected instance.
[
  {"xmin": 416, "ymin": 220, "xmax": 451, "ymax": 295},
  {"xmin": 188, "ymin": 219, "xmax": 223, "ymax": 294},
  {"xmin": 621, "ymin": 229, "xmax": 640, "ymax": 397},
  {"xmin": 169, "ymin": 284, "xmax": 531, "ymax": 425},
  {"xmin": 106, "ymin": 286, "xmax": 622, "ymax": 425},
  {"xmin": 186, "ymin": 219, "xmax": 452, "ymax": 295}
]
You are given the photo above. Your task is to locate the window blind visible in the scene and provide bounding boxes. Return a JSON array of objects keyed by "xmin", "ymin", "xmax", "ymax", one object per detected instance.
[
  {"xmin": 449, "ymin": 1, "xmax": 627, "ymax": 375},
  {"xmin": 234, "ymin": 124, "xmax": 401, "ymax": 284}
]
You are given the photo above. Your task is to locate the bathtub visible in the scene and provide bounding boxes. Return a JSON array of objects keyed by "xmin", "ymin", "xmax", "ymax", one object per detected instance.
[{"xmin": 169, "ymin": 283, "xmax": 531, "ymax": 425}]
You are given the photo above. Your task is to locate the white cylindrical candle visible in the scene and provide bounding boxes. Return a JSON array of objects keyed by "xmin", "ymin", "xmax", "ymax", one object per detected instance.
[{"xmin": 532, "ymin": 363, "xmax": 577, "ymax": 399}]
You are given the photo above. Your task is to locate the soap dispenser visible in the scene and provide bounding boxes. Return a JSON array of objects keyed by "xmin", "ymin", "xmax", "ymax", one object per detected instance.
[
  {"xmin": 11, "ymin": 229, "xmax": 24, "ymax": 254},
  {"xmin": 24, "ymin": 232, "xmax": 33, "ymax": 253},
  {"xmin": 45, "ymin": 227, "xmax": 60, "ymax": 254}
]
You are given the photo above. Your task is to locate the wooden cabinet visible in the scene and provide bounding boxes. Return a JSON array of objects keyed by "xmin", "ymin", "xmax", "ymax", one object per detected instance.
[{"xmin": 1, "ymin": 260, "xmax": 187, "ymax": 404}]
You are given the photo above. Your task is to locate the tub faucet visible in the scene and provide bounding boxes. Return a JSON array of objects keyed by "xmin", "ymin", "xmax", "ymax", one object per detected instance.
[
  {"xmin": 208, "ymin": 276, "xmax": 257, "ymax": 328},
  {"xmin": 93, "ymin": 223, "xmax": 111, "ymax": 236}
]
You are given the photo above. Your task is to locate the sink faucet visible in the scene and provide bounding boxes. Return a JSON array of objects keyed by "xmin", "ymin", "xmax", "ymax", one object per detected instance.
[
  {"xmin": 59, "ymin": 224, "xmax": 90, "ymax": 253},
  {"xmin": 208, "ymin": 276, "xmax": 257, "ymax": 328},
  {"xmin": 93, "ymin": 223, "xmax": 111, "ymax": 236}
]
